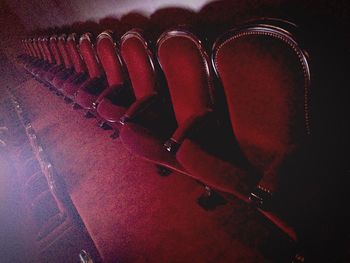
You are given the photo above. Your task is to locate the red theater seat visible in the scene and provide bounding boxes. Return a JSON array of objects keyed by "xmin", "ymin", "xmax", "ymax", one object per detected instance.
[
  {"xmin": 35, "ymin": 37, "xmax": 60, "ymax": 85},
  {"xmin": 75, "ymin": 33, "xmax": 107, "ymax": 110},
  {"xmin": 38, "ymin": 36, "xmax": 66, "ymax": 86},
  {"xmin": 61, "ymin": 33, "xmax": 88, "ymax": 100},
  {"xmin": 22, "ymin": 39, "xmax": 40, "ymax": 71},
  {"xmin": 176, "ymin": 21, "xmax": 311, "ymax": 240},
  {"xmin": 120, "ymin": 28, "xmax": 212, "ymax": 174},
  {"xmin": 27, "ymin": 38, "xmax": 47, "ymax": 76},
  {"xmin": 94, "ymin": 30, "xmax": 130, "ymax": 130},
  {"xmin": 51, "ymin": 34, "xmax": 75, "ymax": 91}
]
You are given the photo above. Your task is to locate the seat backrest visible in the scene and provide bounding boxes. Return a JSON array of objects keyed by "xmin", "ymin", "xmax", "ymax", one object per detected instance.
[
  {"xmin": 23, "ymin": 39, "xmax": 31, "ymax": 56},
  {"xmin": 212, "ymin": 22, "xmax": 311, "ymax": 173},
  {"xmin": 157, "ymin": 29, "xmax": 214, "ymax": 127},
  {"xmin": 57, "ymin": 34, "xmax": 73, "ymax": 69},
  {"xmin": 49, "ymin": 36, "xmax": 63, "ymax": 66},
  {"xmin": 96, "ymin": 31, "xmax": 124, "ymax": 87},
  {"xmin": 38, "ymin": 38, "xmax": 48, "ymax": 61},
  {"xmin": 79, "ymin": 33, "xmax": 103, "ymax": 78},
  {"xmin": 24, "ymin": 39, "xmax": 33, "ymax": 57},
  {"xmin": 42, "ymin": 37, "xmax": 55, "ymax": 64},
  {"xmin": 66, "ymin": 33, "xmax": 86, "ymax": 74},
  {"xmin": 120, "ymin": 29, "xmax": 158, "ymax": 99},
  {"xmin": 27, "ymin": 39, "xmax": 36, "ymax": 58},
  {"xmin": 32, "ymin": 38, "xmax": 43, "ymax": 59}
]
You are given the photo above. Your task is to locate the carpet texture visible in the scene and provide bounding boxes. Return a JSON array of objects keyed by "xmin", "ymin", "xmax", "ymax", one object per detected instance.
[{"xmin": 12, "ymin": 79, "xmax": 297, "ymax": 263}]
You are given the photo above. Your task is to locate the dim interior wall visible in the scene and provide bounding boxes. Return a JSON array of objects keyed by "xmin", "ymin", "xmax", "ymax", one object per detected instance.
[
  {"xmin": 0, "ymin": 2, "xmax": 28, "ymax": 91},
  {"xmin": 5, "ymin": 0, "xmax": 215, "ymax": 31}
]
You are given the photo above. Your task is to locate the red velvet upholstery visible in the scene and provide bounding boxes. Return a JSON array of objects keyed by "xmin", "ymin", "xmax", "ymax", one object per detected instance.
[
  {"xmin": 157, "ymin": 29, "xmax": 214, "ymax": 143},
  {"xmin": 33, "ymin": 39, "xmax": 44, "ymax": 60},
  {"xmin": 95, "ymin": 31, "xmax": 128, "ymax": 123},
  {"xmin": 49, "ymin": 36, "xmax": 63, "ymax": 66},
  {"xmin": 96, "ymin": 31, "xmax": 124, "ymax": 87},
  {"xmin": 38, "ymin": 38, "xmax": 47, "ymax": 61},
  {"xmin": 119, "ymin": 29, "xmax": 212, "ymax": 174},
  {"xmin": 79, "ymin": 33, "xmax": 103, "ymax": 79},
  {"xmin": 61, "ymin": 33, "xmax": 89, "ymax": 98},
  {"xmin": 212, "ymin": 25, "xmax": 311, "ymax": 192},
  {"xmin": 66, "ymin": 33, "xmax": 86, "ymax": 74},
  {"xmin": 174, "ymin": 23, "xmax": 311, "ymax": 242},
  {"xmin": 42, "ymin": 37, "xmax": 55, "ymax": 64},
  {"xmin": 26, "ymin": 40, "xmax": 35, "ymax": 57},
  {"xmin": 95, "ymin": 96, "xmax": 125, "ymax": 123},
  {"xmin": 29, "ymin": 39, "xmax": 46, "ymax": 75},
  {"xmin": 121, "ymin": 30, "xmax": 157, "ymax": 100},
  {"xmin": 75, "ymin": 33, "xmax": 106, "ymax": 109},
  {"xmin": 51, "ymin": 35, "xmax": 75, "ymax": 90},
  {"xmin": 57, "ymin": 34, "xmax": 73, "ymax": 69}
]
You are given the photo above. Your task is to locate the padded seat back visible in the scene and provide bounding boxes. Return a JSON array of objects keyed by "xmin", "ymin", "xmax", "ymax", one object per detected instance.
[
  {"xmin": 58, "ymin": 34, "xmax": 73, "ymax": 69},
  {"xmin": 79, "ymin": 33, "xmax": 103, "ymax": 78},
  {"xmin": 27, "ymin": 39, "xmax": 37, "ymax": 58},
  {"xmin": 49, "ymin": 36, "xmax": 63, "ymax": 66},
  {"xmin": 42, "ymin": 37, "xmax": 55, "ymax": 64},
  {"xmin": 157, "ymin": 29, "xmax": 214, "ymax": 127},
  {"xmin": 213, "ymin": 23, "xmax": 311, "ymax": 174},
  {"xmin": 23, "ymin": 40, "xmax": 32, "ymax": 56},
  {"xmin": 38, "ymin": 38, "xmax": 47, "ymax": 61},
  {"xmin": 96, "ymin": 31, "xmax": 124, "ymax": 87},
  {"xmin": 66, "ymin": 33, "xmax": 86, "ymax": 74},
  {"xmin": 33, "ymin": 38, "xmax": 43, "ymax": 59},
  {"xmin": 120, "ymin": 29, "xmax": 157, "ymax": 99}
]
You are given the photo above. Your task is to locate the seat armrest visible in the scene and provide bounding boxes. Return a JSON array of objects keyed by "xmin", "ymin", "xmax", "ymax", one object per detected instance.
[
  {"xmin": 249, "ymin": 185, "xmax": 273, "ymax": 210},
  {"xmin": 94, "ymin": 83, "xmax": 124, "ymax": 108},
  {"xmin": 80, "ymin": 76, "xmax": 106, "ymax": 95},
  {"xmin": 173, "ymin": 110, "xmax": 212, "ymax": 144},
  {"xmin": 120, "ymin": 93, "xmax": 158, "ymax": 124},
  {"xmin": 164, "ymin": 110, "xmax": 213, "ymax": 154}
]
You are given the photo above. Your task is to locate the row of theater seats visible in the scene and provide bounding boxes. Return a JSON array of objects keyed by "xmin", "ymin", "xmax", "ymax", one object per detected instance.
[{"xmin": 17, "ymin": 18, "xmax": 311, "ymax": 251}]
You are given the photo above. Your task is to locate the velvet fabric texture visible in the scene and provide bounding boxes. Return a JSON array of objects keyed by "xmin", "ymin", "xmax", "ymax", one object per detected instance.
[
  {"xmin": 79, "ymin": 34, "xmax": 103, "ymax": 79},
  {"xmin": 75, "ymin": 34, "xmax": 106, "ymax": 109},
  {"xmin": 96, "ymin": 32, "xmax": 124, "ymax": 87},
  {"xmin": 95, "ymin": 31, "xmax": 127, "ymax": 122},
  {"xmin": 121, "ymin": 31, "xmax": 157, "ymax": 100},
  {"xmin": 157, "ymin": 30, "xmax": 214, "ymax": 143},
  {"xmin": 57, "ymin": 35, "xmax": 73, "ymax": 69},
  {"xmin": 49, "ymin": 36, "xmax": 63, "ymax": 66},
  {"xmin": 66, "ymin": 33, "xmax": 86, "ymax": 74},
  {"xmin": 177, "ymin": 26, "xmax": 310, "ymax": 198},
  {"xmin": 96, "ymin": 97, "xmax": 126, "ymax": 123},
  {"xmin": 42, "ymin": 38, "xmax": 55, "ymax": 64},
  {"xmin": 213, "ymin": 29, "xmax": 309, "ymax": 192}
]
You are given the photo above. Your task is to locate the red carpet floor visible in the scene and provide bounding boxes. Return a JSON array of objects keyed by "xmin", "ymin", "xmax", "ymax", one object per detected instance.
[{"xmin": 12, "ymin": 78, "xmax": 294, "ymax": 262}]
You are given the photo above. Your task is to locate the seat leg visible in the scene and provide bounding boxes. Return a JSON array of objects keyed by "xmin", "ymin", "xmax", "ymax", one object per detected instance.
[
  {"xmin": 72, "ymin": 103, "xmax": 81, "ymax": 110},
  {"xmin": 110, "ymin": 129, "xmax": 119, "ymax": 139},
  {"xmin": 155, "ymin": 165, "xmax": 172, "ymax": 176},
  {"xmin": 64, "ymin": 97, "xmax": 72, "ymax": 104},
  {"xmin": 98, "ymin": 121, "xmax": 112, "ymax": 130},
  {"xmin": 197, "ymin": 186, "xmax": 227, "ymax": 210},
  {"xmin": 84, "ymin": 111, "xmax": 94, "ymax": 118}
]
